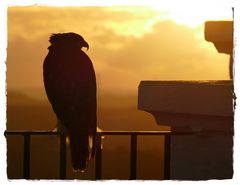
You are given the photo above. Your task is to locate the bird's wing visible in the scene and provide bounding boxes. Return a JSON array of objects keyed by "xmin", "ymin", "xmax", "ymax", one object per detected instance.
[{"xmin": 43, "ymin": 50, "xmax": 96, "ymax": 123}]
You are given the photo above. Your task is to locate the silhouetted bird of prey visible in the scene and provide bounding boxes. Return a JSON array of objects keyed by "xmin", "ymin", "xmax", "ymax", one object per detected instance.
[{"xmin": 43, "ymin": 33, "xmax": 97, "ymax": 171}]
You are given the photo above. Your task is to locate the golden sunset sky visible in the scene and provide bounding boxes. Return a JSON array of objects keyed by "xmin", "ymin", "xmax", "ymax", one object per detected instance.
[
  {"xmin": 7, "ymin": 1, "xmax": 233, "ymax": 97},
  {"xmin": 3, "ymin": 1, "xmax": 240, "ymax": 180}
]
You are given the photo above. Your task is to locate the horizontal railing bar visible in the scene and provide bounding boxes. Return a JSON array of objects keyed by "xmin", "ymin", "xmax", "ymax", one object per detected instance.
[
  {"xmin": 4, "ymin": 130, "xmax": 202, "ymax": 136},
  {"xmin": 99, "ymin": 130, "xmax": 196, "ymax": 136},
  {"xmin": 100, "ymin": 130, "xmax": 171, "ymax": 135},
  {"xmin": 5, "ymin": 130, "xmax": 232, "ymax": 136},
  {"xmin": 4, "ymin": 130, "xmax": 60, "ymax": 135}
]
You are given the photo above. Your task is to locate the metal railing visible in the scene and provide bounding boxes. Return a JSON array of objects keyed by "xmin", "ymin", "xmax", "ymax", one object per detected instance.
[
  {"xmin": 95, "ymin": 131, "xmax": 172, "ymax": 180},
  {"xmin": 5, "ymin": 131, "xmax": 67, "ymax": 179},
  {"xmin": 4, "ymin": 130, "xmax": 194, "ymax": 180}
]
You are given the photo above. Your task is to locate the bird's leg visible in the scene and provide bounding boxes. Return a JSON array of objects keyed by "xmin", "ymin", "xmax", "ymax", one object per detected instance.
[
  {"xmin": 97, "ymin": 126, "xmax": 104, "ymax": 149},
  {"xmin": 54, "ymin": 119, "xmax": 70, "ymax": 144}
]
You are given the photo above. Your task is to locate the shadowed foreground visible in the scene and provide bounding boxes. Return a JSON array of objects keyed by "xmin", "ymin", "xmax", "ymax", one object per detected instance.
[{"xmin": 6, "ymin": 91, "xmax": 168, "ymax": 179}]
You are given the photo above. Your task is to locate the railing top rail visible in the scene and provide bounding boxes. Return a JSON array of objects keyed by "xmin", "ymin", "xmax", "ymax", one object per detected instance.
[
  {"xmin": 4, "ymin": 130, "xmax": 60, "ymax": 135},
  {"xmin": 100, "ymin": 130, "xmax": 171, "ymax": 135},
  {"xmin": 4, "ymin": 130, "xmax": 198, "ymax": 136}
]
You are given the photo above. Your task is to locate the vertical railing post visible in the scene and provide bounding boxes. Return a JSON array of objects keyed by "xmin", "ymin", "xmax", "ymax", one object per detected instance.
[
  {"xmin": 60, "ymin": 134, "xmax": 67, "ymax": 179},
  {"xmin": 95, "ymin": 133, "xmax": 102, "ymax": 180},
  {"xmin": 164, "ymin": 134, "xmax": 171, "ymax": 180},
  {"xmin": 130, "ymin": 133, "xmax": 137, "ymax": 180},
  {"xmin": 23, "ymin": 133, "xmax": 30, "ymax": 179}
]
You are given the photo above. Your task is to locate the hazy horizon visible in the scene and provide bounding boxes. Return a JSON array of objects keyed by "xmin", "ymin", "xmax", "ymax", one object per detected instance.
[{"xmin": 7, "ymin": 6, "xmax": 231, "ymax": 97}]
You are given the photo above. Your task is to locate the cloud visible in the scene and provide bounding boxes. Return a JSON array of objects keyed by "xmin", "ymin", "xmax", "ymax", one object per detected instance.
[
  {"xmin": 7, "ymin": 34, "xmax": 49, "ymax": 90},
  {"xmin": 7, "ymin": 6, "xmax": 159, "ymax": 42},
  {"xmin": 7, "ymin": 6, "xmax": 229, "ymax": 96},
  {"xmin": 91, "ymin": 21, "xmax": 229, "ymax": 93}
]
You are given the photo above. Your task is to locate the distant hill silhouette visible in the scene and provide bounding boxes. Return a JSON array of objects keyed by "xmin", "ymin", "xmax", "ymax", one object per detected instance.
[
  {"xmin": 7, "ymin": 90, "xmax": 55, "ymax": 130},
  {"xmin": 7, "ymin": 89, "xmax": 167, "ymax": 130},
  {"xmin": 7, "ymin": 91, "xmax": 39, "ymax": 106}
]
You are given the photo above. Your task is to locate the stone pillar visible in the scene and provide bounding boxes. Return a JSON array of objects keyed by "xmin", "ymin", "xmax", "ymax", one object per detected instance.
[
  {"xmin": 170, "ymin": 120, "xmax": 233, "ymax": 180},
  {"xmin": 205, "ymin": 21, "xmax": 233, "ymax": 79},
  {"xmin": 138, "ymin": 80, "xmax": 234, "ymax": 179}
]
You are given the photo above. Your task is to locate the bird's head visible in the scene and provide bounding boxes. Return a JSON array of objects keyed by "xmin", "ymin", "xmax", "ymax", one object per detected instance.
[{"xmin": 49, "ymin": 32, "xmax": 89, "ymax": 50}]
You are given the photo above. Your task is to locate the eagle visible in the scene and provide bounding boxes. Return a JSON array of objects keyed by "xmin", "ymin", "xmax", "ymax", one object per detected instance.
[{"xmin": 43, "ymin": 33, "xmax": 97, "ymax": 172}]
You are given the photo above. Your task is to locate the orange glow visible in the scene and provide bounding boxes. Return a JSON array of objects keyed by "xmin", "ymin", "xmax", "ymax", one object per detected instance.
[
  {"xmin": 150, "ymin": 1, "xmax": 232, "ymax": 28},
  {"xmin": 7, "ymin": 6, "xmax": 231, "ymax": 96}
]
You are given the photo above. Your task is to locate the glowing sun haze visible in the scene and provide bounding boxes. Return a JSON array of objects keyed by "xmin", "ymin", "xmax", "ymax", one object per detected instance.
[{"xmin": 7, "ymin": 2, "xmax": 232, "ymax": 97}]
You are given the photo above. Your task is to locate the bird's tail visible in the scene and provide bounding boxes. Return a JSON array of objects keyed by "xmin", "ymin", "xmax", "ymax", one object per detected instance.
[{"xmin": 69, "ymin": 129, "xmax": 90, "ymax": 172}]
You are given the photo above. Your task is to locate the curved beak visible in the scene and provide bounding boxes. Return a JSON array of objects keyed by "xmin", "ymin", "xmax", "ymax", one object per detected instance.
[{"xmin": 83, "ymin": 41, "xmax": 89, "ymax": 51}]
